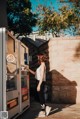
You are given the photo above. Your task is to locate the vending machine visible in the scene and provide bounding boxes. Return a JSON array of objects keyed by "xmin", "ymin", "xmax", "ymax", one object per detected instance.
[
  {"xmin": 0, "ymin": 28, "xmax": 30, "ymax": 119},
  {"xmin": 19, "ymin": 42, "xmax": 30, "ymax": 112},
  {"xmin": 6, "ymin": 31, "xmax": 20, "ymax": 119}
]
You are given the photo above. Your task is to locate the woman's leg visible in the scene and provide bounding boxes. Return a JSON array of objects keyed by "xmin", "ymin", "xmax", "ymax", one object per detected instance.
[
  {"xmin": 38, "ymin": 82, "xmax": 45, "ymax": 110},
  {"xmin": 37, "ymin": 81, "xmax": 51, "ymax": 116}
]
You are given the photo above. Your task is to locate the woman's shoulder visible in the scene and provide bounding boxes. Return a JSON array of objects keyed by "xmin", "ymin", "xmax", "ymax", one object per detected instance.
[
  {"xmin": 41, "ymin": 62, "xmax": 46, "ymax": 68},
  {"xmin": 41, "ymin": 62, "xmax": 45, "ymax": 65}
]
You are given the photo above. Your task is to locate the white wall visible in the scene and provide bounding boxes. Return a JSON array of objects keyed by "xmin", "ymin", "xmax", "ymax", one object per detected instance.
[{"xmin": 48, "ymin": 37, "xmax": 80, "ymax": 103}]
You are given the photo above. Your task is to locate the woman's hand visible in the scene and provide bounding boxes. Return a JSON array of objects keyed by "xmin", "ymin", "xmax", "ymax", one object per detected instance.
[{"xmin": 37, "ymin": 85, "xmax": 41, "ymax": 92}]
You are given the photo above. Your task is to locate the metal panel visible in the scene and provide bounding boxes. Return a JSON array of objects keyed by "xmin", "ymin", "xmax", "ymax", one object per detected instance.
[
  {"xmin": 0, "ymin": 28, "xmax": 7, "ymax": 111},
  {"xmin": 0, "ymin": 28, "xmax": 3, "ymax": 111},
  {"xmin": 0, "ymin": 0, "xmax": 8, "ymax": 28},
  {"xmin": 2, "ymin": 28, "xmax": 7, "ymax": 111}
]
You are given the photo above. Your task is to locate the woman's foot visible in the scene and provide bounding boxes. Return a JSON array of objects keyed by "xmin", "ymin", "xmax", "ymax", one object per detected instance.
[
  {"xmin": 45, "ymin": 106, "xmax": 51, "ymax": 116},
  {"xmin": 38, "ymin": 111, "xmax": 45, "ymax": 117},
  {"xmin": 41, "ymin": 104, "xmax": 45, "ymax": 111}
]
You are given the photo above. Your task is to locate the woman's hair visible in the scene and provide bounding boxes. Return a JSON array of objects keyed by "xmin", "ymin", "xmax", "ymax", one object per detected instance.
[{"xmin": 37, "ymin": 53, "xmax": 48, "ymax": 63}]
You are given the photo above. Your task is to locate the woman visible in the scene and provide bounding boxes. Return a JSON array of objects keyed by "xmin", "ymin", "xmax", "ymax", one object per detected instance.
[{"xmin": 29, "ymin": 54, "xmax": 51, "ymax": 117}]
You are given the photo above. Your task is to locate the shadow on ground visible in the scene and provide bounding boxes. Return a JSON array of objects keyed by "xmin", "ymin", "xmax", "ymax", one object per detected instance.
[{"xmin": 17, "ymin": 101, "xmax": 72, "ymax": 119}]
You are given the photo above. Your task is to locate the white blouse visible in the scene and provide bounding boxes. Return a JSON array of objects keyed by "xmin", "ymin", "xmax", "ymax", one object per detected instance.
[{"xmin": 35, "ymin": 63, "xmax": 46, "ymax": 81}]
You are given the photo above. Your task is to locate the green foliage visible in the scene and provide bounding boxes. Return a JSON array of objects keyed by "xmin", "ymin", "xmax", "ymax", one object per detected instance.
[
  {"xmin": 60, "ymin": 0, "xmax": 80, "ymax": 7},
  {"xmin": 68, "ymin": 0, "xmax": 80, "ymax": 7},
  {"xmin": 7, "ymin": 0, "xmax": 37, "ymax": 35},
  {"xmin": 37, "ymin": 1, "xmax": 80, "ymax": 36}
]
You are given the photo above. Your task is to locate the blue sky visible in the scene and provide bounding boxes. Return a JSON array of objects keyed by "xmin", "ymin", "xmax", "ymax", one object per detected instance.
[
  {"xmin": 30, "ymin": 0, "xmax": 72, "ymax": 13},
  {"xmin": 30, "ymin": 0, "xmax": 60, "ymax": 12}
]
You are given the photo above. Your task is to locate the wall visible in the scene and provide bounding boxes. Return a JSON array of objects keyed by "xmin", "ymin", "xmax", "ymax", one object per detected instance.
[{"xmin": 48, "ymin": 36, "xmax": 80, "ymax": 103}]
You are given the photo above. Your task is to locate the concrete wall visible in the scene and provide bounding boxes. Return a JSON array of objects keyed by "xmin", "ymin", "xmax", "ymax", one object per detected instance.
[{"xmin": 48, "ymin": 37, "xmax": 80, "ymax": 103}]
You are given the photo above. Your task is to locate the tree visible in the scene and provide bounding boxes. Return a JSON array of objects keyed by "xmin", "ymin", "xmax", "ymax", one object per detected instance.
[
  {"xmin": 37, "ymin": 1, "xmax": 80, "ymax": 36},
  {"xmin": 7, "ymin": 0, "xmax": 37, "ymax": 35},
  {"xmin": 68, "ymin": 0, "xmax": 79, "ymax": 7},
  {"xmin": 60, "ymin": 0, "xmax": 80, "ymax": 35}
]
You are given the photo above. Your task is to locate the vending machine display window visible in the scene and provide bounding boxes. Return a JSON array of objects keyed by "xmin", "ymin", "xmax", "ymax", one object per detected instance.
[
  {"xmin": 24, "ymin": 53, "xmax": 29, "ymax": 65},
  {"xmin": 21, "ymin": 66, "xmax": 28, "ymax": 102},
  {"xmin": 21, "ymin": 44, "xmax": 29, "ymax": 65},
  {"xmin": 6, "ymin": 63, "xmax": 17, "ymax": 91},
  {"xmin": 21, "ymin": 75, "xmax": 27, "ymax": 88},
  {"xmin": 21, "ymin": 75, "xmax": 28, "ymax": 102},
  {"xmin": 6, "ymin": 75, "xmax": 17, "ymax": 91}
]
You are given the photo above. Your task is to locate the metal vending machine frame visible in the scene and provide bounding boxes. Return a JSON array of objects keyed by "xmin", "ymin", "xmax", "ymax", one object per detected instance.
[
  {"xmin": 6, "ymin": 31, "xmax": 20, "ymax": 119},
  {"xmin": 18, "ymin": 41, "xmax": 30, "ymax": 113},
  {"xmin": 0, "ymin": 28, "xmax": 30, "ymax": 119},
  {"xmin": 0, "ymin": 28, "xmax": 8, "ymax": 118}
]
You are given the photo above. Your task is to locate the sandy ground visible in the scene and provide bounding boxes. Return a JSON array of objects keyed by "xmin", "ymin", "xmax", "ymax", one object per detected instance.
[{"xmin": 17, "ymin": 101, "xmax": 80, "ymax": 119}]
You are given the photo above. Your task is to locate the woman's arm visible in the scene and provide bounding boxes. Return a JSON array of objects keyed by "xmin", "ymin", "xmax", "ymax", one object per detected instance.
[
  {"xmin": 24, "ymin": 66, "xmax": 35, "ymax": 75},
  {"xmin": 29, "ymin": 68, "xmax": 36, "ymax": 75}
]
